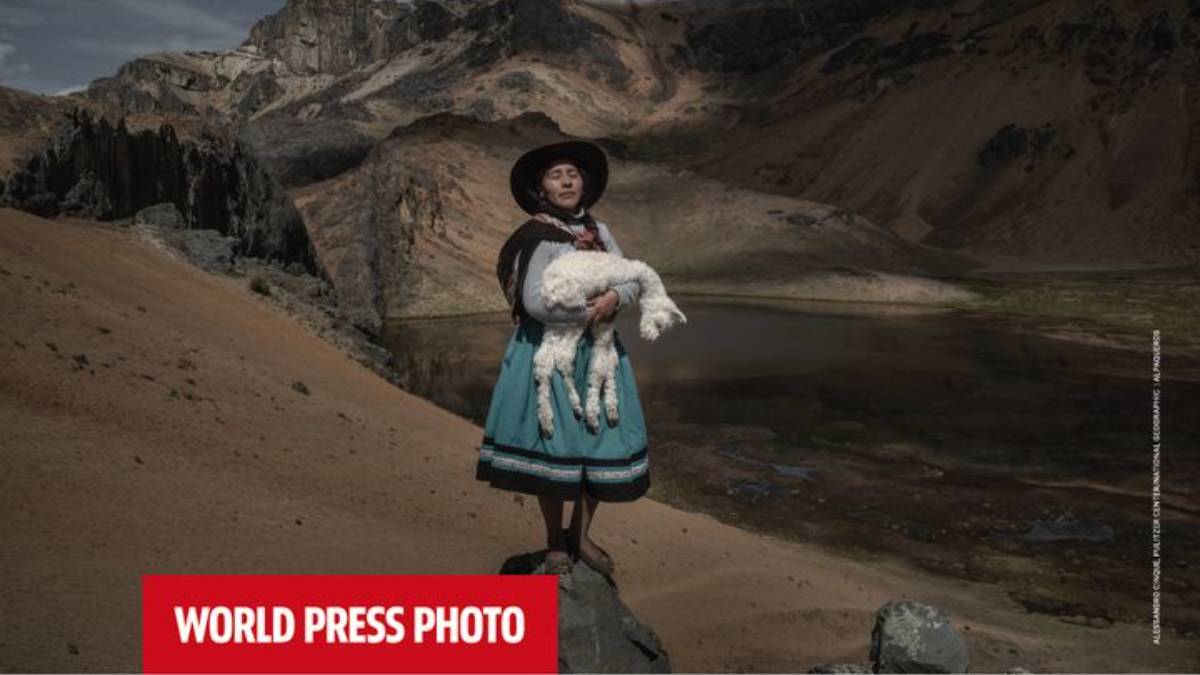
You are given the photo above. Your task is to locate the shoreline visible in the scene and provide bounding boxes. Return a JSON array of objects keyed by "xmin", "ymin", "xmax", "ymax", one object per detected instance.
[{"xmin": 384, "ymin": 259, "xmax": 1200, "ymax": 362}]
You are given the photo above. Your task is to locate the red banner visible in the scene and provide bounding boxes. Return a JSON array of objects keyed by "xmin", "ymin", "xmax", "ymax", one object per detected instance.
[{"xmin": 142, "ymin": 575, "xmax": 558, "ymax": 673}]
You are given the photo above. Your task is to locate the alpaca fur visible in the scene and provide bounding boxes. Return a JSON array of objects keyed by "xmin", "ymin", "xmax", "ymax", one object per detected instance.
[{"xmin": 534, "ymin": 250, "xmax": 686, "ymax": 438}]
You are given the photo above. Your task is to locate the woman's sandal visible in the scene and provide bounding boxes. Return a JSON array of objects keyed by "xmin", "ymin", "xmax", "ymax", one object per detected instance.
[
  {"xmin": 544, "ymin": 549, "xmax": 573, "ymax": 575},
  {"xmin": 567, "ymin": 534, "xmax": 615, "ymax": 577}
]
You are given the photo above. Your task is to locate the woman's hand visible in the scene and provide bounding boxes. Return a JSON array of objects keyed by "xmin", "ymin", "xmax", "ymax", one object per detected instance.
[{"xmin": 585, "ymin": 289, "xmax": 620, "ymax": 326}]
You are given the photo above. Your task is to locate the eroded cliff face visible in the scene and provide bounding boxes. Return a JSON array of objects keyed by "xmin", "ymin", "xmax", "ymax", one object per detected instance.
[
  {"xmin": 244, "ymin": 0, "xmax": 419, "ymax": 76},
  {"xmin": 0, "ymin": 109, "xmax": 318, "ymax": 273},
  {"xmin": 292, "ymin": 151, "xmax": 448, "ymax": 335}
]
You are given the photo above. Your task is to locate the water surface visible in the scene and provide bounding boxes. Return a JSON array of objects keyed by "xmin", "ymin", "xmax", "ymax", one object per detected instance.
[{"xmin": 380, "ymin": 295, "xmax": 1200, "ymax": 636}]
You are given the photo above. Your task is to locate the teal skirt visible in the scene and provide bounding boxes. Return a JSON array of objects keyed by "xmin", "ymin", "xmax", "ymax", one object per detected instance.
[{"xmin": 475, "ymin": 317, "xmax": 650, "ymax": 502}]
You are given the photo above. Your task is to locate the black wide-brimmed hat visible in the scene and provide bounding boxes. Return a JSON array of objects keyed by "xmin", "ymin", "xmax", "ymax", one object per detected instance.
[{"xmin": 510, "ymin": 140, "xmax": 609, "ymax": 215}]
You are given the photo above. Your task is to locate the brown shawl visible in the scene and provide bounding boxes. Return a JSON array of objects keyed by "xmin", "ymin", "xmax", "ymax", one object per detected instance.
[{"xmin": 496, "ymin": 213, "xmax": 609, "ymax": 324}]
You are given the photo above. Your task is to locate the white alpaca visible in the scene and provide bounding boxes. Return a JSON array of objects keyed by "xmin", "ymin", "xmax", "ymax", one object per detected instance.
[{"xmin": 533, "ymin": 250, "xmax": 686, "ymax": 438}]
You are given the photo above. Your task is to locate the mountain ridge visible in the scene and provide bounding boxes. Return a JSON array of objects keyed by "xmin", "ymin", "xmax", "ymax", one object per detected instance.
[{"xmin": 3, "ymin": 0, "xmax": 1197, "ymax": 331}]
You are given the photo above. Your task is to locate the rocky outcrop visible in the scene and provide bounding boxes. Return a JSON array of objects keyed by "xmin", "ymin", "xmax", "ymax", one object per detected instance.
[
  {"xmin": 808, "ymin": 600, "xmax": 982, "ymax": 674},
  {"xmin": 499, "ymin": 544, "xmax": 671, "ymax": 673},
  {"xmin": 134, "ymin": 224, "xmax": 239, "ymax": 275},
  {"xmin": 238, "ymin": 115, "xmax": 375, "ymax": 188},
  {"xmin": 244, "ymin": 0, "xmax": 412, "ymax": 76},
  {"xmin": 977, "ymin": 123, "xmax": 1070, "ymax": 169},
  {"xmin": 87, "ymin": 56, "xmax": 214, "ymax": 116},
  {"xmin": 0, "ymin": 109, "xmax": 318, "ymax": 273},
  {"xmin": 676, "ymin": 0, "xmax": 937, "ymax": 76},
  {"xmin": 0, "ymin": 86, "xmax": 82, "ymax": 176},
  {"xmin": 133, "ymin": 202, "xmax": 186, "ymax": 229},
  {"xmin": 294, "ymin": 135, "xmax": 449, "ymax": 336},
  {"xmin": 869, "ymin": 601, "xmax": 969, "ymax": 673}
]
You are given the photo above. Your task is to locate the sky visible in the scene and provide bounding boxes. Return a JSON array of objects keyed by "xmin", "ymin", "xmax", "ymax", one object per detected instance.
[
  {"xmin": 0, "ymin": 0, "xmax": 670, "ymax": 95},
  {"xmin": 0, "ymin": 0, "xmax": 287, "ymax": 94}
]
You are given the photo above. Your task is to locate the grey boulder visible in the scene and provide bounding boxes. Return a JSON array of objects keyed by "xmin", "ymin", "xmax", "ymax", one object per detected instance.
[{"xmin": 870, "ymin": 601, "xmax": 969, "ymax": 673}]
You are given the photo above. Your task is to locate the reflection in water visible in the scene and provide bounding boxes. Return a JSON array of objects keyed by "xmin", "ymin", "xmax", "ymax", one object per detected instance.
[{"xmin": 379, "ymin": 295, "xmax": 1200, "ymax": 634}]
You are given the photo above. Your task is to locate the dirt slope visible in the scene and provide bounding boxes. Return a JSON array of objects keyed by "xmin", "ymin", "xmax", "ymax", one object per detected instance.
[{"xmin": 1, "ymin": 208, "xmax": 1193, "ymax": 672}]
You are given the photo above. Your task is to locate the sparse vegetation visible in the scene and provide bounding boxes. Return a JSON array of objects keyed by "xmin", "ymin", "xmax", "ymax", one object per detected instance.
[
  {"xmin": 944, "ymin": 266, "xmax": 1200, "ymax": 346},
  {"xmin": 249, "ymin": 276, "xmax": 271, "ymax": 296}
]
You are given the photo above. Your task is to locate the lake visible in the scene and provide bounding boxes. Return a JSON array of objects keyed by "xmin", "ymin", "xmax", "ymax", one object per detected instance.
[{"xmin": 379, "ymin": 294, "xmax": 1200, "ymax": 638}]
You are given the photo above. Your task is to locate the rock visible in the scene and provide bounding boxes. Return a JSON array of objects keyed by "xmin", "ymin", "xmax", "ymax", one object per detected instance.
[
  {"xmin": 245, "ymin": 0, "xmax": 409, "ymax": 76},
  {"xmin": 134, "ymin": 203, "xmax": 185, "ymax": 229},
  {"xmin": 809, "ymin": 664, "xmax": 871, "ymax": 673},
  {"xmin": 131, "ymin": 219, "xmax": 238, "ymax": 274},
  {"xmin": 60, "ymin": 170, "xmax": 113, "ymax": 219},
  {"xmin": 239, "ymin": 116, "xmax": 374, "ymax": 188},
  {"xmin": 464, "ymin": 98, "xmax": 495, "ymax": 121},
  {"xmin": 978, "ymin": 123, "xmax": 1060, "ymax": 168},
  {"xmin": 822, "ymin": 37, "xmax": 884, "ymax": 75},
  {"xmin": 869, "ymin": 601, "xmax": 969, "ymax": 674},
  {"xmin": 294, "ymin": 130, "xmax": 449, "ymax": 336},
  {"xmin": 497, "ymin": 71, "xmax": 538, "ymax": 92},
  {"xmin": 179, "ymin": 230, "xmax": 237, "ymax": 272},
  {"xmin": 500, "ymin": 540, "xmax": 671, "ymax": 673},
  {"xmin": 1, "ymin": 109, "xmax": 318, "ymax": 274},
  {"xmin": 87, "ymin": 57, "xmax": 208, "ymax": 115}
]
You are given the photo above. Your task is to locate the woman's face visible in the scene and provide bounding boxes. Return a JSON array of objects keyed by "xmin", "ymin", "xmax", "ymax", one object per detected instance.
[{"xmin": 538, "ymin": 160, "xmax": 583, "ymax": 211}]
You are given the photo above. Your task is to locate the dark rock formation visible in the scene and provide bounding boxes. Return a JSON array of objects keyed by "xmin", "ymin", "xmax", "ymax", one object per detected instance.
[
  {"xmin": 869, "ymin": 601, "xmax": 969, "ymax": 673},
  {"xmin": 296, "ymin": 137, "xmax": 448, "ymax": 335},
  {"xmin": 1135, "ymin": 11, "xmax": 1177, "ymax": 53},
  {"xmin": 134, "ymin": 202, "xmax": 185, "ymax": 229},
  {"xmin": 678, "ymin": 1, "xmax": 936, "ymax": 76},
  {"xmin": 239, "ymin": 115, "xmax": 375, "ymax": 188},
  {"xmin": 1, "ymin": 109, "xmax": 318, "ymax": 273},
  {"xmin": 978, "ymin": 123, "xmax": 1065, "ymax": 168},
  {"xmin": 822, "ymin": 32, "xmax": 956, "ymax": 76},
  {"xmin": 137, "ymin": 226, "xmax": 239, "ymax": 274},
  {"xmin": 232, "ymin": 71, "xmax": 285, "ymax": 118},
  {"xmin": 87, "ymin": 57, "xmax": 208, "ymax": 116},
  {"xmin": 500, "ymin": 543, "xmax": 671, "ymax": 673},
  {"xmin": 461, "ymin": 0, "xmax": 631, "ymax": 85}
]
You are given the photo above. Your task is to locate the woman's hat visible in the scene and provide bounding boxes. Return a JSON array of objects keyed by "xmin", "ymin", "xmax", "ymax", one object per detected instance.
[{"xmin": 510, "ymin": 140, "xmax": 609, "ymax": 215}]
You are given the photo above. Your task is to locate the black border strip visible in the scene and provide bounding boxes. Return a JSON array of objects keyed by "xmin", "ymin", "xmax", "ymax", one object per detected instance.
[
  {"xmin": 482, "ymin": 435, "xmax": 648, "ymax": 467},
  {"xmin": 476, "ymin": 458, "xmax": 650, "ymax": 503}
]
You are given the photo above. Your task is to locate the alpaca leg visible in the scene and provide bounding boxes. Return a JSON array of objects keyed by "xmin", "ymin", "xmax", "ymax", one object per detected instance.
[
  {"xmin": 603, "ymin": 342, "xmax": 620, "ymax": 426},
  {"xmin": 555, "ymin": 329, "xmax": 585, "ymax": 420},
  {"xmin": 532, "ymin": 343, "xmax": 556, "ymax": 438},
  {"xmin": 585, "ymin": 324, "xmax": 614, "ymax": 432}
]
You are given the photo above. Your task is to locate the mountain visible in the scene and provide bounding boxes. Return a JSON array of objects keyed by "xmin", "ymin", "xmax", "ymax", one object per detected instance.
[{"xmin": 3, "ymin": 0, "xmax": 1197, "ymax": 333}]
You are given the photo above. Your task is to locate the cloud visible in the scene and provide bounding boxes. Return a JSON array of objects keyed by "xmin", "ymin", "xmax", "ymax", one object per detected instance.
[
  {"xmin": 105, "ymin": 0, "xmax": 247, "ymax": 42},
  {"xmin": 0, "ymin": 41, "xmax": 33, "ymax": 81},
  {"xmin": 0, "ymin": 0, "xmax": 284, "ymax": 94},
  {"xmin": 53, "ymin": 84, "xmax": 87, "ymax": 96},
  {"xmin": 69, "ymin": 34, "xmax": 222, "ymax": 58},
  {"xmin": 0, "ymin": 7, "xmax": 44, "ymax": 28}
]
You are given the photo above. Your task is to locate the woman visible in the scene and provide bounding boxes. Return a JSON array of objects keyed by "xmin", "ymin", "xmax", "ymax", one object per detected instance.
[{"xmin": 475, "ymin": 140, "xmax": 649, "ymax": 577}]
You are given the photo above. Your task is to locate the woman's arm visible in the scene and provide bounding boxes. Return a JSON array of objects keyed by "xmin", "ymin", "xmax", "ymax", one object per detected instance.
[
  {"xmin": 520, "ymin": 241, "xmax": 590, "ymax": 325},
  {"xmin": 597, "ymin": 222, "xmax": 639, "ymax": 310}
]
